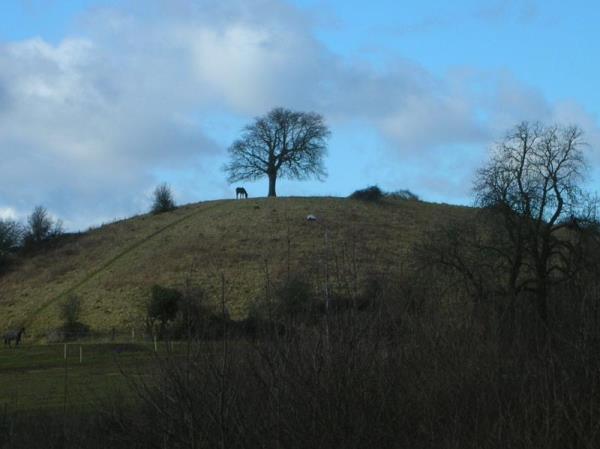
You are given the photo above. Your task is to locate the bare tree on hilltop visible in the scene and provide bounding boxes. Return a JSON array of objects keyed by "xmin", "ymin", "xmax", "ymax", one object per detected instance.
[{"xmin": 224, "ymin": 107, "xmax": 330, "ymax": 197}]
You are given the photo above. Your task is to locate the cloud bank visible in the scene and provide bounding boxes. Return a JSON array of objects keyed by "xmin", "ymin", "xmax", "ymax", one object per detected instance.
[{"xmin": 0, "ymin": 0, "xmax": 598, "ymax": 229}]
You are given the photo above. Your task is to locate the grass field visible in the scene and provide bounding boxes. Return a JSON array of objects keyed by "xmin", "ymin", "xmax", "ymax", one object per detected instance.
[
  {"xmin": 0, "ymin": 196, "xmax": 475, "ymax": 338},
  {"xmin": 0, "ymin": 342, "xmax": 157, "ymax": 412}
]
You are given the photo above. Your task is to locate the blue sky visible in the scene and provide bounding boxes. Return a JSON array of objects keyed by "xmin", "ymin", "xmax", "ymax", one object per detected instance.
[{"xmin": 1, "ymin": 0, "xmax": 599, "ymax": 230}]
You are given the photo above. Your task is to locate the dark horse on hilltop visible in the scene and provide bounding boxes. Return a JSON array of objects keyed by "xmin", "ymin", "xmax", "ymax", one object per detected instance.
[
  {"xmin": 3, "ymin": 327, "xmax": 25, "ymax": 347},
  {"xmin": 236, "ymin": 187, "xmax": 248, "ymax": 199}
]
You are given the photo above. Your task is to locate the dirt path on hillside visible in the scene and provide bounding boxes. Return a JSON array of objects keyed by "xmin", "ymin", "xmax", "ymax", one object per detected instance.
[{"xmin": 24, "ymin": 202, "xmax": 227, "ymax": 329}]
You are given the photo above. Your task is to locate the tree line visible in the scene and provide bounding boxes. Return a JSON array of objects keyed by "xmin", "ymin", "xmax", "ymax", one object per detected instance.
[
  {"xmin": 0, "ymin": 206, "xmax": 63, "ymax": 269},
  {"xmin": 0, "ymin": 182, "xmax": 176, "ymax": 274}
]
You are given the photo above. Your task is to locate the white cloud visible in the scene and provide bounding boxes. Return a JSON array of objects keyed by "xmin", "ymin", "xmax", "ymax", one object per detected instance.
[
  {"xmin": 0, "ymin": 32, "xmax": 220, "ymax": 229},
  {"xmin": 0, "ymin": 207, "xmax": 18, "ymax": 220},
  {"xmin": 552, "ymin": 101, "xmax": 600, "ymax": 157}
]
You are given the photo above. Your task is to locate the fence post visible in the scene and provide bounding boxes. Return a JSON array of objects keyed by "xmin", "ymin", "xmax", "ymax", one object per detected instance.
[
  {"xmin": 79, "ymin": 345, "xmax": 83, "ymax": 364},
  {"xmin": 154, "ymin": 335, "xmax": 158, "ymax": 352},
  {"xmin": 64, "ymin": 343, "xmax": 67, "ymax": 360}
]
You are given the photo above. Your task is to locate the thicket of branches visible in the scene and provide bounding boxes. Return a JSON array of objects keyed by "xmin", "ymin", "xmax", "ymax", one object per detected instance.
[{"xmin": 4, "ymin": 257, "xmax": 600, "ymax": 448}]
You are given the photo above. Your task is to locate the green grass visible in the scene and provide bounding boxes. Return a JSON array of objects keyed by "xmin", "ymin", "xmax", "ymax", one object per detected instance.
[
  {"xmin": 0, "ymin": 342, "xmax": 154, "ymax": 412},
  {"xmin": 0, "ymin": 196, "xmax": 475, "ymax": 337}
]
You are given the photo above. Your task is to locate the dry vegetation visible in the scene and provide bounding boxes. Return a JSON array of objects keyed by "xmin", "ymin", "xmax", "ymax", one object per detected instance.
[
  {"xmin": 4, "ymin": 272, "xmax": 600, "ymax": 449},
  {"xmin": 0, "ymin": 197, "xmax": 472, "ymax": 337}
]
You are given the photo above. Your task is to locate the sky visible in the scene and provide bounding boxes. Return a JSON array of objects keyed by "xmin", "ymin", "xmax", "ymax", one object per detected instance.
[{"xmin": 1, "ymin": 0, "xmax": 600, "ymax": 230}]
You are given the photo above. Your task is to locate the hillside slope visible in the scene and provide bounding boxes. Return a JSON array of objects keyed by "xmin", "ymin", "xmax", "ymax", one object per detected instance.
[{"xmin": 0, "ymin": 197, "xmax": 474, "ymax": 336}]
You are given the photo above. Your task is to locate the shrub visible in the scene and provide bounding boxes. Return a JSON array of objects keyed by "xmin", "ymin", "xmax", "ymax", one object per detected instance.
[
  {"xmin": 147, "ymin": 285, "xmax": 182, "ymax": 338},
  {"xmin": 349, "ymin": 185, "xmax": 384, "ymax": 202},
  {"xmin": 151, "ymin": 183, "xmax": 176, "ymax": 214},
  {"xmin": 58, "ymin": 294, "xmax": 90, "ymax": 340},
  {"xmin": 60, "ymin": 294, "xmax": 82, "ymax": 323},
  {"xmin": 170, "ymin": 286, "xmax": 219, "ymax": 339},
  {"xmin": 388, "ymin": 189, "xmax": 420, "ymax": 201},
  {"xmin": 349, "ymin": 186, "xmax": 420, "ymax": 202},
  {"xmin": 275, "ymin": 275, "xmax": 316, "ymax": 319}
]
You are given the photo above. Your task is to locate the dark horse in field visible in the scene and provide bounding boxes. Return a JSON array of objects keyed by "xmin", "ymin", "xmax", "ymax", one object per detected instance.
[
  {"xmin": 3, "ymin": 327, "xmax": 25, "ymax": 347},
  {"xmin": 236, "ymin": 187, "xmax": 248, "ymax": 199}
]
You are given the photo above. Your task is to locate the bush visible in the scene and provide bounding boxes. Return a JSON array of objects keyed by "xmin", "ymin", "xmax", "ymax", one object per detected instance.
[
  {"xmin": 146, "ymin": 285, "xmax": 182, "ymax": 338},
  {"xmin": 170, "ymin": 286, "xmax": 223, "ymax": 340},
  {"xmin": 388, "ymin": 189, "xmax": 419, "ymax": 201},
  {"xmin": 57, "ymin": 294, "xmax": 89, "ymax": 340},
  {"xmin": 60, "ymin": 294, "xmax": 82, "ymax": 324},
  {"xmin": 275, "ymin": 275, "xmax": 316, "ymax": 320},
  {"xmin": 349, "ymin": 185, "xmax": 384, "ymax": 202},
  {"xmin": 151, "ymin": 183, "xmax": 176, "ymax": 214},
  {"xmin": 349, "ymin": 186, "xmax": 420, "ymax": 202}
]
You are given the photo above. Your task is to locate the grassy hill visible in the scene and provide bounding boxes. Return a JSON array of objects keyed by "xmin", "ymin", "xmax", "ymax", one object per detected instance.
[{"xmin": 0, "ymin": 196, "xmax": 474, "ymax": 337}]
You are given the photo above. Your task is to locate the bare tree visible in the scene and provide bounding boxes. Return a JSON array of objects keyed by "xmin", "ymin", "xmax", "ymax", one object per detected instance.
[
  {"xmin": 0, "ymin": 218, "xmax": 22, "ymax": 251},
  {"xmin": 224, "ymin": 107, "xmax": 330, "ymax": 197},
  {"xmin": 0, "ymin": 218, "xmax": 22, "ymax": 269},
  {"xmin": 24, "ymin": 205, "xmax": 63, "ymax": 246},
  {"xmin": 474, "ymin": 121, "xmax": 596, "ymax": 324}
]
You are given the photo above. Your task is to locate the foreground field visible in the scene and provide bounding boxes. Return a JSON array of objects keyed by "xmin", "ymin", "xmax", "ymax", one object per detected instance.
[
  {"xmin": 0, "ymin": 342, "xmax": 155, "ymax": 412},
  {"xmin": 4, "ymin": 303, "xmax": 599, "ymax": 449}
]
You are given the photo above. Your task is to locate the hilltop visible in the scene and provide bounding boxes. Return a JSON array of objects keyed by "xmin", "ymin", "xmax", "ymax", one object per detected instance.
[{"xmin": 0, "ymin": 196, "xmax": 474, "ymax": 337}]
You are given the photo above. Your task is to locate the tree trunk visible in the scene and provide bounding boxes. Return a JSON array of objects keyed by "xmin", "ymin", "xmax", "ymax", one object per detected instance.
[
  {"xmin": 535, "ymin": 243, "xmax": 549, "ymax": 326},
  {"xmin": 268, "ymin": 173, "xmax": 277, "ymax": 197},
  {"xmin": 536, "ymin": 285, "xmax": 548, "ymax": 325}
]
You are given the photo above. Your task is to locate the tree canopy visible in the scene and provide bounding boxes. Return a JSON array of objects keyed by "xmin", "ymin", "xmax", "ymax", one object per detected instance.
[{"xmin": 224, "ymin": 107, "xmax": 330, "ymax": 197}]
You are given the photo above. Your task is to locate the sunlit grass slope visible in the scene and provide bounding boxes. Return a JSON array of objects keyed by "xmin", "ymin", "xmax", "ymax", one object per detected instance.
[{"xmin": 0, "ymin": 197, "xmax": 474, "ymax": 337}]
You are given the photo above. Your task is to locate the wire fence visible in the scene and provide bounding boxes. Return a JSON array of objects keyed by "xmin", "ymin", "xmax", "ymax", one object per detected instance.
[{"xmin": 6, "ymin": 327, "xmax": 153, "ymax": 347}]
